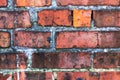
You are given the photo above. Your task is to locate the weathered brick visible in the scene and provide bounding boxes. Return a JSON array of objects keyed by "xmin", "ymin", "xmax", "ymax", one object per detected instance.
[
  {"xmin": 0, "ymin": 12, "xmax": 14, "ymax": 28},
  {"xmin": 73, "ymin": 10, "xmax": 92, "ymax": 27},
  {"xmin": 18, "ymin": 72, "xmax": 53, "ymax": 80},
  {"xmin": 100, "ymin": 72, "xmax": 120, "ymax": 80},
  {"xmin": 0, "ymin": 32, "xmax": 10, "ymax": 47},
  {"xmin": 57, "ymin": 72, "xmax": 99, "ymax": 80},
  {"xmin": 38, "ymin": 10, "xmax": 54, "ymax": 26},
  {"xmin": 18, "ymin": 53, "xmax": 27, "ymax": 69},
  {"xmin": 38, "ymin": 10, "xmax": 72, "ymax": 26},
  {"xmin": 98, "ymin": 32, "xmax": 120, "ymax": 48},
  {"xmin": 32, "ymin": 52, "xmax": 91, "ymax": 68},
  {"xmin": 94, "ymin": 10, "xmax": 120, "ymax": 27},
  {"xmin": 94, "ymin": 52, "xmax": 120, "ymax": 68},
  {"xmin": 56, "ymin": 31, "xmax": 98, "ymax": 48},
  {"xmin": 0, "ymin": 11, "xmax": 31, "ymax": 28},
  {"xmin": 53, "ymin": 10, "xmax": 72, "ymax": 26},
  {"xmin": 32, "ymin": 53, "xmax": 45, "ymax": 68},
  {"xmin": 0, "ymin": 53, "xmax": 16, "ymax": 69},
  {"xmin": 16, "ymin": 11, "xmax": 31, "ymax": 28},
  {"xmin": 14, "ymin": 31, "xmax": 50, "ymax": 48},
  {"xmin": 0, "ymin": 0, "xmax": 7, "ymax": 6},
  {"xmin": 57, "ymin": 0, "xmax": 119, "ymax": 6},
  {"xmin": 58, "ymin": 52, "xmax": 91, "ymax": 68},
  {"xmin": 16, "ymin": 0, "xmax": 52, "ymax": 7},
  {"xmin": 0, "ymin": 74, "xmax": 12, "ymax": 80}
]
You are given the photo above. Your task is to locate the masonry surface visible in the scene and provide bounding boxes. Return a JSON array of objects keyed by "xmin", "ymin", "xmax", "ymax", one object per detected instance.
[{"xmin": 0, "ymin": 0, "xmax": 120, "ymax": 80}]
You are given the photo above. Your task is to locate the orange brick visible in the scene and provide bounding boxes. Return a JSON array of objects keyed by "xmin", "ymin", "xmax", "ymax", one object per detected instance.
[
  {"xmin": 73, "ymin": 10, "xmax": 92, "ymax": 27},
  {"xmin": 16, "ymin": 0, "xmax": 52, "ymax": 7},
  {"xmin": 0, "ymin": 32, "xmax": 10, "ymax": 47},
  {"xmin": 0, "ymin": 0, "xmax": 7, "ymax": 6}
]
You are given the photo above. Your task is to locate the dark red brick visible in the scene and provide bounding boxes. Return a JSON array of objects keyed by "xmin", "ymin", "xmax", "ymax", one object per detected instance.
[
  {"xmin": 14, "ymin": 31, "xmax": 50, "ymax": 48},
  {"xmin": 94, "ymin": 10, "xmax": 120, "ymax": 27},
  {"xmin": 98, "ymin": 31, "xmax": 120, "ymax": 48},
  {"xmin": 18, "ymin": 72, "xmax": 53, "ymax": 80},
  {"xmin": 38, "ymin": 10, "xmax": 72, "ymax": 26},
  {"xmin": 100, "ymin": 72, "xmax": 120, "ymax": 80},
  {"xmin": 0, "ymin": 0, "xmax": 7, "ymax": 6},
  {"xmin": 18, "ymin": 53, "xmax": 27, "ymax": 69},
  {"xmin": 32, "ymin": 53, "xmax": 45, "ymax": 68},
  {"xmin": 57, "ymin": 72, "xmax": 99, "ymax": 80},
  {"xmin": 56, "ymin": 31, "xmax": 98, "ymax": 48},
  {"xmin": 32, "ymin": 52, "xmax": 91, "ymax": 68},
  {"xmin": 57, "ymin": 0, "xmax": 119, "ymax": 6},
  {"xmin": 16, "ymin": 11, "xmax": 31, "ymax": 28},
  {"xmin": 0, "ymin": 53, "xmax": 16, "ymax": 69},
  {"xmin": 94, "ymin": 52, "xmax": 120, "ymax": 68}
]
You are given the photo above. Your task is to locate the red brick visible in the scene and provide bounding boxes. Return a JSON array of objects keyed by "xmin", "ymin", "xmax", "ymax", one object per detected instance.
[
  {"xmin": 16, "ymin": 11, "xmax": 31, "ymax": 28},
  {"xmin": 0, "ymin": 53, "xmax": 16, "ymax": 69},
  {"xmin": 32, "ymin": 52, "xmax": 91, "ymax": 68},
  {"xmin": 18, "ymin": 53, "xmax": 27, "ymax": 69},
  {"xmin": 38, "ymin": 10, "xmax": 72, "ymax": 26},
  {"xmin": 0, "ymin": 32, "xmax": 10, "ymax": 47},
  {"xmin": 0, "ymin": 0, "xmax": 7, "ymax": 6},
  {"xmin": 53, "ymin": 10, "xmax": 72, "ymax": 26},
  {"xmin": 32, "ymin": 53, "xmax": 45, "ymax": 68},
  {"xmin": 0, "ymin": 12, "xmax": 14, "ymax": 28},
  {"xmin": 57, "ymin": 0, "xmax": 119, "ymax": 6},
  {"xmin": 56, "ymin": 31, "xmax": 98, "ymax": 48},
  {"xmin": 38, "ymin": 10, "xmax": 54, "ymax": 26},
  {"xmin": 100, "ymin": 72, "xmax": 120, "ymax": 80},
  {"xmin": 0, "ymin": 74, "xmax": 12, "ymax": 80},
  {"xmin": 57, "ymin": 72, "xmax": 99, "ymax": 80},
  {"xmin": 14, "ymin": 31, "xmax": 50, "ymax": 48},
  {"xmin": 18, "ymin": 72, "xmax": 53, "ymax": 80},
  {"xmin": 16, "ymin": 0, "xmax": 52, "ymax": 7},
  {"xmin": 73, "ymin": 10, "xmax": 92, "ymax": 27},
  {"xmin": 98, "ymin": 31, "xmax": 120, "ymax": 48},
  {"xmin": 94, "ymin": 52, "xmax": 120, "ymax": 68},
  {"xmin": 58, "ymin": 52, "xmax": 91, "ymax": 68},
  {"xmin": 94, "ymin": 10, "xmax": 120, "ymax": 27},
  {"xmin": 0, "ymin": 11, "xmax": 31, "ymax": 28}
]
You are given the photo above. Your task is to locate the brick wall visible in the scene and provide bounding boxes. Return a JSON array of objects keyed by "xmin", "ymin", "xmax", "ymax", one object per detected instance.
[{"xmin": 0, "ymin": 0, "xmax": 120, "ymax": 80}]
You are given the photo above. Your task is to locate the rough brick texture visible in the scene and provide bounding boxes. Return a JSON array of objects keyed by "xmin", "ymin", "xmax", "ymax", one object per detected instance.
[
  {"xmin": 0, "ymin": 32, "xmax": 10, "ymax": 47},
  {"xmin": 56, "ymin": 31, "xmax": 98, "ymax": 48},
  {"xmin": 0, "ymin": 74, "xmax": 12, "ymax": 80},
  {"xmin": 57, "ymin": 72, "xmax": 99, "ymax": 80},
  {"xmin": 73, "ymin": 10, "xmax": 92, "ymax": 27},
  {"xmin": 56, "ymin": 31, "xmax": 120, "ymax": 48},
  {"xmin": 16, "ymin": 0, "xmax": 52, "ymax": 7},
  {"xmin": 0, "ymin": 0, "xmax": 120, "ymax": 79},
  {"xmin": 16, "ymin": 72, "xmax": 53, "ymax": 80},
  {"xmin": 94, "ymin": 52, "xmax": 120, "ymax": 68},
  {"xmin": 32, "ymin": 52, "xmax": 91, "ymax": 68},
  {"xmin": 0, "ymin": 11, "xmax": 31, "ymax": 28},
  {"xmin": 0, "ymin": 0, "xmax": 7, "ymax": 6},
  {"xmin": 38, "ymin": 10, "xmax": 72, "ymax": 26},
  {"xmin": 98, "ymin": 32, "xmax": 120, "ymax": 48},
  {"xmin": 0, "ymin": 53, "xmax": 16, "ymax": 69},
  {"xmin": 94, "ymin": 10, "xmax": 120, "ymax": 27},
  {"xmin": 57, "ymin": 0, "xmax": 119, "ymax": 6},
  {"xmin": 14, "ymin": 31, "xmax": 50, "ymax": 48}
]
